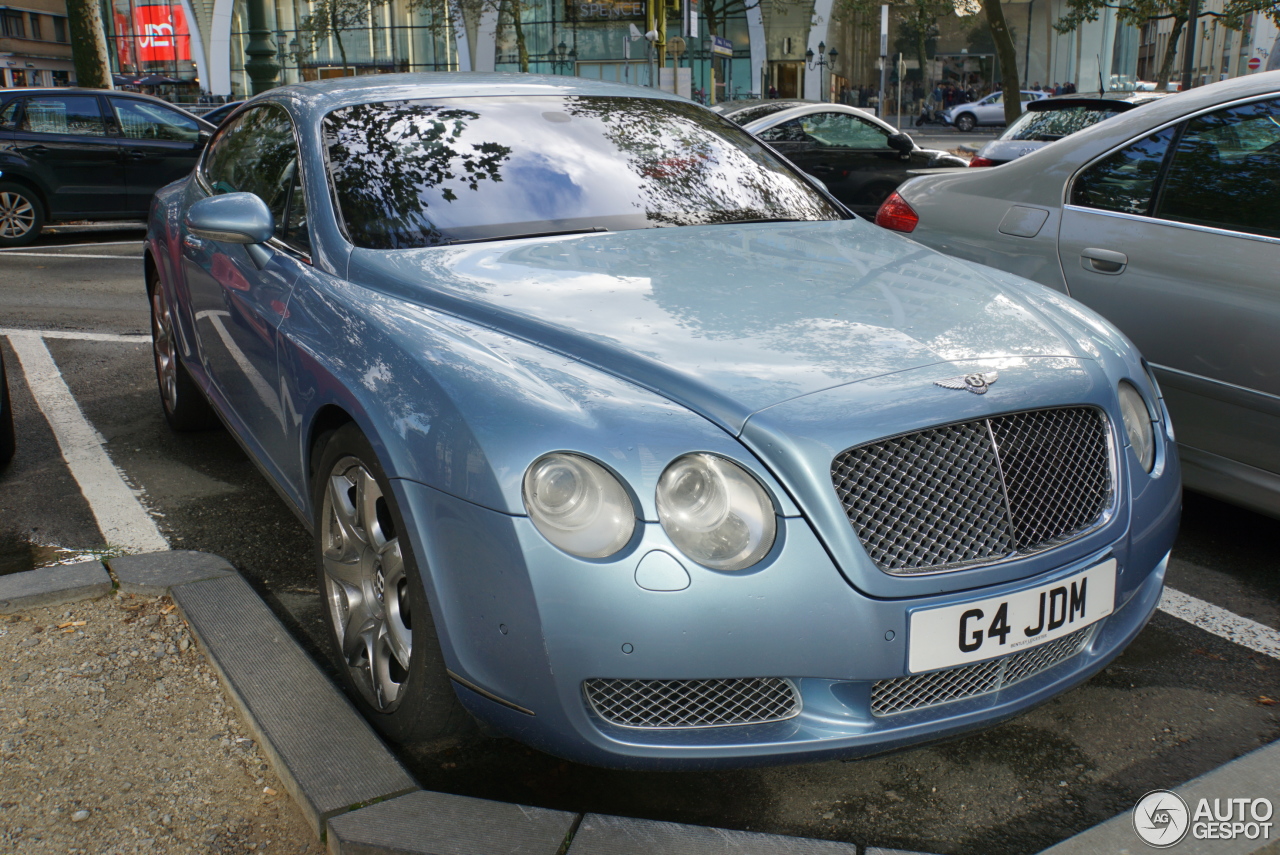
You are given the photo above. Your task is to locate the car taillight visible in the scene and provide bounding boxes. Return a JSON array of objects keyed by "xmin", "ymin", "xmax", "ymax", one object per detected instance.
[
  {"xmin": 874, "ymin": 193, "xmax": 919, "ymax": 233},
  {"xmin": 968, "ymin": 156, "xmax": 997, "ymax": 167}
]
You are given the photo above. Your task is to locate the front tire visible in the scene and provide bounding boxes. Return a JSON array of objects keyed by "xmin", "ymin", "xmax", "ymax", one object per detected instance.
[
  {"xmin": 149, "ymin": 273, "xmax": 219, "ymax": 431},
  {"xmin": 313, "ymin": 423, "xmax": 468, "ymax": 744},
  {"xmin": 955, "ymin": 113, "xmax": 976, "ymax": 132},
  {"xmin": 0, "ymin": 182, "xmax": 44, "ymax": 248}
]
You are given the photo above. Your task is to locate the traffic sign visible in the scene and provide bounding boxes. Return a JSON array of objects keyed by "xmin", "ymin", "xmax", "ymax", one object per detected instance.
[{"xmin": 1248, "ymin": 57, "xmax": 1262, "ymax": 71}]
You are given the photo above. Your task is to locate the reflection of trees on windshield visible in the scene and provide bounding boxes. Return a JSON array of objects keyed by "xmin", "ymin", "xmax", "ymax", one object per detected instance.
[
  {"xmin": 559, "ymin": 96, "xmax": 839, "ymax": 227},
  {"xmin": 324, "ymin": 103, "xmax": 512, "ymax": 249}
]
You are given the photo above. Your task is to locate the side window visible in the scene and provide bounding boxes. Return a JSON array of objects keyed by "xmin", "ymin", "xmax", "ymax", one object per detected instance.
[
  {"xmin": 111, "ymin": 98, "xmax": 201, "ymax": 142},
  {"xmin": 18, "ymin": 95, "xmax": 106, "ymax": 137},
  {"xmin": 1155, "ymin": 97, "xmax": 1280, "ymax": 239},
  {"xmin": 1070, "ymin": 126, "xmax": 1176, "ymax": 216},
  {"xmin": 202, "ymin": 105, "xmax": 309, "ymax": 252},
  {"xmin": 800, "ymin": 112, "xmax": 892, "ymax": 149},
  {"xmin": 757, "ymin": 119, "xmax": 810, "ymax": 143},
  {"xmin": 0, "ymin": 99, "xmax": 19, "ymax": 128}
]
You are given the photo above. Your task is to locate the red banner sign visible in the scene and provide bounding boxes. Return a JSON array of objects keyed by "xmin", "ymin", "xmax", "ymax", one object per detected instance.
[{"xmin": 133, "ymin": 5, "xmax": 191, "ymax": 63}]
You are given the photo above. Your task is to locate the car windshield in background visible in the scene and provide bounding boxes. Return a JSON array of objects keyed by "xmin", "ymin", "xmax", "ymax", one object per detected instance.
[
  {"xmin": 1001, "ymin": 105, "xmax": 1125, "ymax": 142},
  {"xmin": 719, "ymin": 101, "xmax": 805, "ymax": 125},
  {"xmin": 323, "ymin": 95, "xmax": 843, "ymax": 249}
]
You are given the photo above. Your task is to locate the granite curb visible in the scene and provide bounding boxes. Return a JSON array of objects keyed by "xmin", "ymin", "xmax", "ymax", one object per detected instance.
[{"xmin": 12, "ymin": 550, "xmax": 1278, "ymax": 854}]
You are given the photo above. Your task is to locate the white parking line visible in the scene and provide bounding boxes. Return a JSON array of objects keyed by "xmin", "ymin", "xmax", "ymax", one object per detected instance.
[
  {"xmin": 0, "ymin": 328, "xmax": 148, "ymax": 344},
  {"xmin": 1160, "ymin": 586, "xmax": 1280, "ymax": 660},
  {"xmin": 0, "ymin": 252, "xmax": 143, "ymax": 259},
  {"xmin": 6, "ymin": 333, "xmax": 168, "ymax": 554},
  {"xmin": 0, "ymin": 240, "xmax": 144, "ymax": 251}
]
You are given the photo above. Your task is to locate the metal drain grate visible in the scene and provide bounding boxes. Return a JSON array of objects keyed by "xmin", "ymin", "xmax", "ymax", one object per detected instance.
[
  {"xmin": 871, "ymin": 626, "xmax": 1096, "ymax": 716},
  {"xmin": 831, "ymin": 407, "xmax": 1113, "ymax": 575},
  {"xmin": 584, "ymin": 677, "xmax": 800, "ymax": 728}
]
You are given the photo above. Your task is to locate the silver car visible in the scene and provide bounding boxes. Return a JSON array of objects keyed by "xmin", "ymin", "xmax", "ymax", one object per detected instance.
[
  {"xmin": 943, "ymin": 90, "xmax": 1048, "ymax": 131},
  {"xmin": 877, "ymin": 71, "xmax": 1280, "ymax": 517}
]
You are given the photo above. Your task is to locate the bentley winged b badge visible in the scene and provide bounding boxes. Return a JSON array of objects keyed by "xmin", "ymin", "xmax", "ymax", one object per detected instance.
[{"xmin": 935, "ymin": 370, "xmax": 999, "ymax": 394}]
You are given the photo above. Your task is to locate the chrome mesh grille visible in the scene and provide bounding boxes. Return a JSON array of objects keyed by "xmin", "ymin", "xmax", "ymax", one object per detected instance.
[
  {"xmin": 871, "ymin": 626, "xmax": 1095, "ymax": 717},
  {"xmin": 831, "ymin": 407, "xmax": 1112, "ymax": 575},
  {"xmin": 583, "ymin": 677, "xmax": 799, "ymax": 728}
]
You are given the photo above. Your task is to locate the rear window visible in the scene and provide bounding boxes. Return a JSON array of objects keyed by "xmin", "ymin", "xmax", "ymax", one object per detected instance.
[
  {"xmin": 323, "ymin": 95, "xmax": 843, "ymax": 249},
  {"xmin": 1001, "ymin": 105, "xmax": 1125, "ymax": 142}
]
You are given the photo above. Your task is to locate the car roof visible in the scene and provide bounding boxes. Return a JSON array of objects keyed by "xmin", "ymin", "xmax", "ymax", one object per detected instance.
[
  {"xmin": 264, "ymin": 72, "xmax": 691, "ymax": 116},
  {"xmin": 713, "ymin": 98, "xmax": 809, "ymax": 115}
]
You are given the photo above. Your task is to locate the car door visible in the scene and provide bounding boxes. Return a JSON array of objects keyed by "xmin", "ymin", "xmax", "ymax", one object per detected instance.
[
  {"xmin": 108, "ymin": 96, "xmax": 208, "ymax": 215},
  {"xmin": 10, "ymin": 93, "xmax": 124, "ymax": 217},
  {"xmin": 181, "ymin": 103, "xmax": 309, "ymax": 474},
  {"xmin": 1058, "ymin": 95, "xmax": 1280, "ymax": 490},
  {"xmin": 974, "ymin": 93, "xmax": 1002, "ymax": 124},
  {"xmin": 758, "ymin": 111, "xmax": 907, "ymax": 214}
]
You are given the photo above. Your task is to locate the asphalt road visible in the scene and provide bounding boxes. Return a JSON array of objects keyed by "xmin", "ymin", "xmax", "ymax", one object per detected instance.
[{"xmin": 2, "ymin": 227, "xmax": 1278, "ymax": 855}]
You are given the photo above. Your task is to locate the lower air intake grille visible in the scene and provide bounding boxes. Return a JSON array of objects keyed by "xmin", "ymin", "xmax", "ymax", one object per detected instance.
[
  {"xmin": 871, "ymin": 626, "xmax": 1096, "ymax": 717},
  {"xmin": 831, "ymin": 406, "xmax": 1113, "ymax": 575},
  {"xmin": 584, "ymin": 677, "xmax": 800, "ymax": 728}
]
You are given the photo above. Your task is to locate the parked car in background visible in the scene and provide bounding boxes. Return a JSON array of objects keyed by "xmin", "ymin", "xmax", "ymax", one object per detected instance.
[
  {"xmin": 970, "ymin": 93, "xmax": 1169, "ymax": 167},
  {"xmin": 0, "ymin": 88, "xmax": 215, "ymax": 247},
  {"xmin": 147, "ymin": 73, "xmax": 1178, "ymax": 768},
  {"xmin": 877, "ymin": 71, "xmax": 1280, "ymax": 517},
  {"xmin": 198, "ymin": 100, "xmax": 245, "ymax": 127},
  {"xmin": 741, "ymin": 103, "xmax": 968, "ymax": 215},
  {"xmin": 944, "ymin": 90, "xmax": 1049, "ymax": 131}
]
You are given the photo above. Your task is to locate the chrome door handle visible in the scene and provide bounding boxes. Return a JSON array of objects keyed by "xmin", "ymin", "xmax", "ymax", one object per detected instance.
[
  {"xmin": 1080, "ymin": 247, "xmax": 1127, "ymax": 275},
  {"xmin": 183, "ymin": 233, "xmax": 204, "ymax": 251}
]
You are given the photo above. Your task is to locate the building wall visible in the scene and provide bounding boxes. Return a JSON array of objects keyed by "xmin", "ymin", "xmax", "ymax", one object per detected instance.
[{"xmin": 0, "ymin": 0, "xmax": 75, "ymax": 87}]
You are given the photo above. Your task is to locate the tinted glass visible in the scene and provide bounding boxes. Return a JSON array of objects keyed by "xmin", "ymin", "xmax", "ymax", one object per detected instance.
[
  {"xmin": 1155, "ymin": 97, "xmax": 1280, "ymax": 238},
  {"xmin": 278, "ymin": 160, "xmax": 309, "ymax": 252},
  {"xmin": 203, "ymin": 105, "xmax": 298, "ymax": 227},
  {"xmin": 722, "ymin": 101, "xmax": 803, "ymax": 125},
  {"xmin": 1071, "ymin": 127, "xmax": 1175, "ymax": 216},
  {"xmin": 759, "ymin": 111, "xmax": 890, "ymax": 150},
  {"xmin": 1002, "ymin": 105, "xmax": 1126, "ymax": 142},
  {"xmin": 323, "ymin": 96, "xmax": 843, "ymax": 249},
  {"xmin": 111, "ymin": 98, "xmax": 201, "ymax": 142},
  {"xmin": 0, "ymin": 99, "xmax": 18, "ymax": 128},
  {"xmin": 19, "ymin": 96, "xmax": 106, "ymax": 137}
]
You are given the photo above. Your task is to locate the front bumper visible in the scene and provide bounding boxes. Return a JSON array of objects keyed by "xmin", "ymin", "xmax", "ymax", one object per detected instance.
[{"xmin": 394, "ymin": 431, "xmax": 1179, "ymax": 769}]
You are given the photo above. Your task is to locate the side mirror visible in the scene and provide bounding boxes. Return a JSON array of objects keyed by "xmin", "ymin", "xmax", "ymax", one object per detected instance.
[
  {"xmin": 185, "ymin": 192, "xmax": 274, "ymax": 245},
  {"xmin": 197, "ymin": 129, "xmax": 212, "ymax": 148},
  {"xmin": 803, "ymin": 172, "xmax": 829, "ymax": 192},
  {"xmin": 887, "ymin": 132, "xmax": 914, "ymax": 154}
]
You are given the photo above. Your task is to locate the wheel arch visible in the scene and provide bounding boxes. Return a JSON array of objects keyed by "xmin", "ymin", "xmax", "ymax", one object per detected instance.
[{"xmin": 0, "ymin": 172, "xmax": 50, "ymax": 218}]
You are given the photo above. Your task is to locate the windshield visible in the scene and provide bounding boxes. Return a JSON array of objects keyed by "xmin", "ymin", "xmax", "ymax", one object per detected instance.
[
  {"xmin": 323, "ymin": 95, "xmax": 844, "ymax": 249},
  {"xmin": 721, "ymin": 101, "xmax": 805, "ymax": 125},
  {"xmin": 1001, "ymin": 104, "xmax": 1125, "ymax": 141}
]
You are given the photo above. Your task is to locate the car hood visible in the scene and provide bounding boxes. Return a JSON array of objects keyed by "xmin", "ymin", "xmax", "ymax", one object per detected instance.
[{"xmin": 350, "ymin": 218, "xmax": 1083, "ymax": 433}]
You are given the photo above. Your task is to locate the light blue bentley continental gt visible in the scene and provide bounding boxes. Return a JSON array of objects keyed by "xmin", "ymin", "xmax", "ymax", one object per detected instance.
[{"xmin": 144, "ymin": 73, "xmax": 1180, "ymax": 769}]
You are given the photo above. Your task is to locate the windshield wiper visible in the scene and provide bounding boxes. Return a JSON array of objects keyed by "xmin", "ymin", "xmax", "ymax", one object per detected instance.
[{"xmin": 448, "ymin": 227, "xmax": 608, "ymax": 245}]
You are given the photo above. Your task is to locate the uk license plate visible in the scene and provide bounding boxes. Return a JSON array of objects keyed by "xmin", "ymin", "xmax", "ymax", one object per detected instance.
[{"xmin": 907, "ymin": 559, "xmax": 1116, "ymax": 674}]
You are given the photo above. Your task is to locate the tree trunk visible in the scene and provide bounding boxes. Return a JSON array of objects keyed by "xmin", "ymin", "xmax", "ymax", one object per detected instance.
[
  {"xmin": 983, "ymin": 0, "xmax": 1022, "ymax": 125},
  {"xmin": 334, "ymin": 26, "xmax": 349, "ymax": 74},
  {"xmin": 508, "ymin": 0, "xmax": 529, "ymax": 72},
  {"xmin": 1155, "ymin": 15, "xmax": 1186, "ymax": 89},
  {"xmin": 916, "ymin": 30, "xmax": 928, "ymax": 98},
  {"xmin": 65, "ymin": 0, "xmax": 113, "ymax": 89}
]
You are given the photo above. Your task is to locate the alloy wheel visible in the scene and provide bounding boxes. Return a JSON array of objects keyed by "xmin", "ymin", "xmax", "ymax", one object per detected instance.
[
  {"xmin": 150, "ymin": 288, "xmax": 178, "ymax": 413},
  {"xmin": 320, "ymin": 458, "xmax": 413, "ymax": 711},
  {"xmin": 0, "ymin": 191, "xmax": 36, "ymax": 240}
]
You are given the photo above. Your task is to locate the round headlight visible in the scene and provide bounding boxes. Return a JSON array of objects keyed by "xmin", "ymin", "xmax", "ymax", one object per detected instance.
[
  {"xmin": 1118, "ymin": 380, "xmax": 1155, "ymax": 473},
  {"xmin": 656, "ymin": 453, "xmax": 777, "ymax": 571},
  {"xmin": 523, "ymin": 453, "xmax": 635, "ymax": 558}
]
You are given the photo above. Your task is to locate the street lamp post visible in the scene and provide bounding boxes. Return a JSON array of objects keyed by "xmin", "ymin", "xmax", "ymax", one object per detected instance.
[
  {"xmin": 805, "ymin": 41, "xmax": 839, "ymax": 102},
  {"xmin": 244, "ymin": 0, "xmax": 279, "ymax": 94},
  {"xmin": 548, "ymin": 40, "xmax": 576, "ymax": 74}
]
